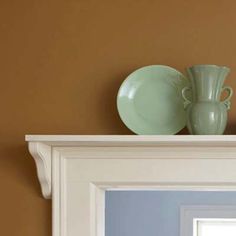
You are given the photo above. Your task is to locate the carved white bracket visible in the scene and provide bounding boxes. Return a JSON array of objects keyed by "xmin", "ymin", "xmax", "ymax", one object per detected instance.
[{"xmin": 28, "ymin": 142, "xmax": 51, "ymax": 199}]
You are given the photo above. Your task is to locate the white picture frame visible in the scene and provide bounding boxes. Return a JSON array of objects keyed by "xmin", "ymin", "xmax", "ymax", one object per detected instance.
[{"xmin": 26, "ymin": 135, "xmax": 236, "ymax": 236}]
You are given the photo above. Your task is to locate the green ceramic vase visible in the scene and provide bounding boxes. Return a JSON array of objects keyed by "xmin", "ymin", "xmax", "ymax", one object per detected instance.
[{"xmin": 182, "ymin": 65, "xmax": 233, "ymax": 135}]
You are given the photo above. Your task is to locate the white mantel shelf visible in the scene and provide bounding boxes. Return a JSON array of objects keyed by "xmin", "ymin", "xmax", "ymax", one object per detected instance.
[
  {"xmin": 25, "ymin": 135, "xmax": 236, "ymax": 236},
  {"xmin": 26, "ymin": 135, "xmax": 236, "ymax": 147},
  {"xmin": 26, "ymin": 135, "xmax": 236, "ymax": 199}
]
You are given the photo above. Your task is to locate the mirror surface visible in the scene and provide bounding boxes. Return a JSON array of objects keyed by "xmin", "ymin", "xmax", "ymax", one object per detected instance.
[{"xmin": 105, "ymin": 191, "xmax": 236, "ymax": 236}]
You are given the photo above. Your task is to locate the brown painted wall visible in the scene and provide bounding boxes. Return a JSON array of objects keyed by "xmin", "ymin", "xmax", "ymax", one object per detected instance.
[{"xmin": 1, "ymin": 0, "xmax": 236, "ymax": 235}]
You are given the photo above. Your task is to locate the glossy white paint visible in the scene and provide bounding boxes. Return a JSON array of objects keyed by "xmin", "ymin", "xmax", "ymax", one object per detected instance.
[{"xmin": 26, "ymin": 135, "xmax": 236, "ymax": 236}]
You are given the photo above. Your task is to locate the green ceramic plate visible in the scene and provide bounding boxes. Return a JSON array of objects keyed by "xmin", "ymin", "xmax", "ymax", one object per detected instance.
[{"xmin": 117, "ymin": 65, "xmax": 188, "ymax": 134}]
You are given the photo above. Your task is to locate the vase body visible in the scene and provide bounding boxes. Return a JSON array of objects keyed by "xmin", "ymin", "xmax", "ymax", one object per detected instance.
[{"xmin": 183, "ymin": 65, "xmax": 233, "ymax": 135}]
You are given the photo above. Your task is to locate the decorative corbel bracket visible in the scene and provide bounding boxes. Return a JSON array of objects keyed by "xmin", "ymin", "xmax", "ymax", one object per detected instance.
[{"xmin": 28, "ymin": 142, "xmax": 51, "ymax": 199}]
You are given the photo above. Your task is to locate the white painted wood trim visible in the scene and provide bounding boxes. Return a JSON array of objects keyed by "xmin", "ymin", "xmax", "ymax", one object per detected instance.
[
  {"xmin": 25, "ymin": 135, "xmax": 236, "ymax": 147},
  {"xmin": 26, "ymin": 135, "xmax": 236, "ymax": 199},
  {"xmin": 25, "ymin": 135, "xmax": 236, "ymax": 236},
  {"xmin": 28, "ymin": 142, "xmax": 51, "ymax": 199}
]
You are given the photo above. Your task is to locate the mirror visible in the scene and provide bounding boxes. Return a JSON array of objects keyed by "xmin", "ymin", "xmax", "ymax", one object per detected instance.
[{"xmin": 105, "ymin": 191, "xmax": 236, "ymax": 236}]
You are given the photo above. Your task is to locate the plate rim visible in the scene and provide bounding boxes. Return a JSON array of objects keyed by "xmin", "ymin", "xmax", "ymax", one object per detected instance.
[{"xmin": 117, "ymin": 65, "xmax": 188, "ymax": 135}]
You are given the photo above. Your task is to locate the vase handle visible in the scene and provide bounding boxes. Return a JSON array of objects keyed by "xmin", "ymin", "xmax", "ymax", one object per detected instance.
[
  {"xmin": 221, "ymin": 86, "xmax": 233, "ymax": 110},
  {"xmin": 182, "ymin": 86, "xmax": 191, "ymax": 109}
]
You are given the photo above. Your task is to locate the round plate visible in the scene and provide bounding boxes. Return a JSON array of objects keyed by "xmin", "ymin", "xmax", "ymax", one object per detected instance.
[{"xmin": 117, "ymin": 65, "xmax": 188, "ymax": 134}]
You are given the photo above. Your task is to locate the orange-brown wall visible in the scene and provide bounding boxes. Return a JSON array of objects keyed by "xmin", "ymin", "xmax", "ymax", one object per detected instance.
[{"xmin": 1, "ymin": 0, "xmax": 236, "ymax": 235}]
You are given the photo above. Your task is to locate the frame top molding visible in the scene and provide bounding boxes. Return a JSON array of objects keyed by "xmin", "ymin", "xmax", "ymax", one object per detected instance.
[{"xmin": 26, "ymin": 135, "xmax": 236, "ymax": 199}]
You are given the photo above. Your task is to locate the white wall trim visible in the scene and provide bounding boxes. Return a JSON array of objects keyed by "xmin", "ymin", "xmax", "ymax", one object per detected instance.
[
  {"xmin": 26, "ymin": 135, "xmax": 236, "ymax": 147},
  {"xmin": 25, "ymin": 135, "xmax": 236, "ymax": 236},
  {"xmin": 28, "ymin": 142, "xmax": 51, "ymax": 199}
]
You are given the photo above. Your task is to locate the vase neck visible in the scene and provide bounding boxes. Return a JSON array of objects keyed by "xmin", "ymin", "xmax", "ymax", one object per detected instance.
[{"xmin": 187, "ymin": 65, "xmax": 230, "ymax": 102}]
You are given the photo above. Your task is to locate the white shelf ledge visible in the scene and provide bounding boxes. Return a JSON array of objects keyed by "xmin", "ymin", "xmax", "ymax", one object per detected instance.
[
  {"xmin": 26, "ymin": 135, "xmax": 236, "ymax": 199},
  {"xmin": 26, "ymin": 135, "xmax": 236, "ymax": 147}
]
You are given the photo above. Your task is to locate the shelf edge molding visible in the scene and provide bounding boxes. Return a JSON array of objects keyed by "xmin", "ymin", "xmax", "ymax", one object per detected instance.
[{"xmin": 26, "ymin": 135, "xmax": 236, "ymax": 199}]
